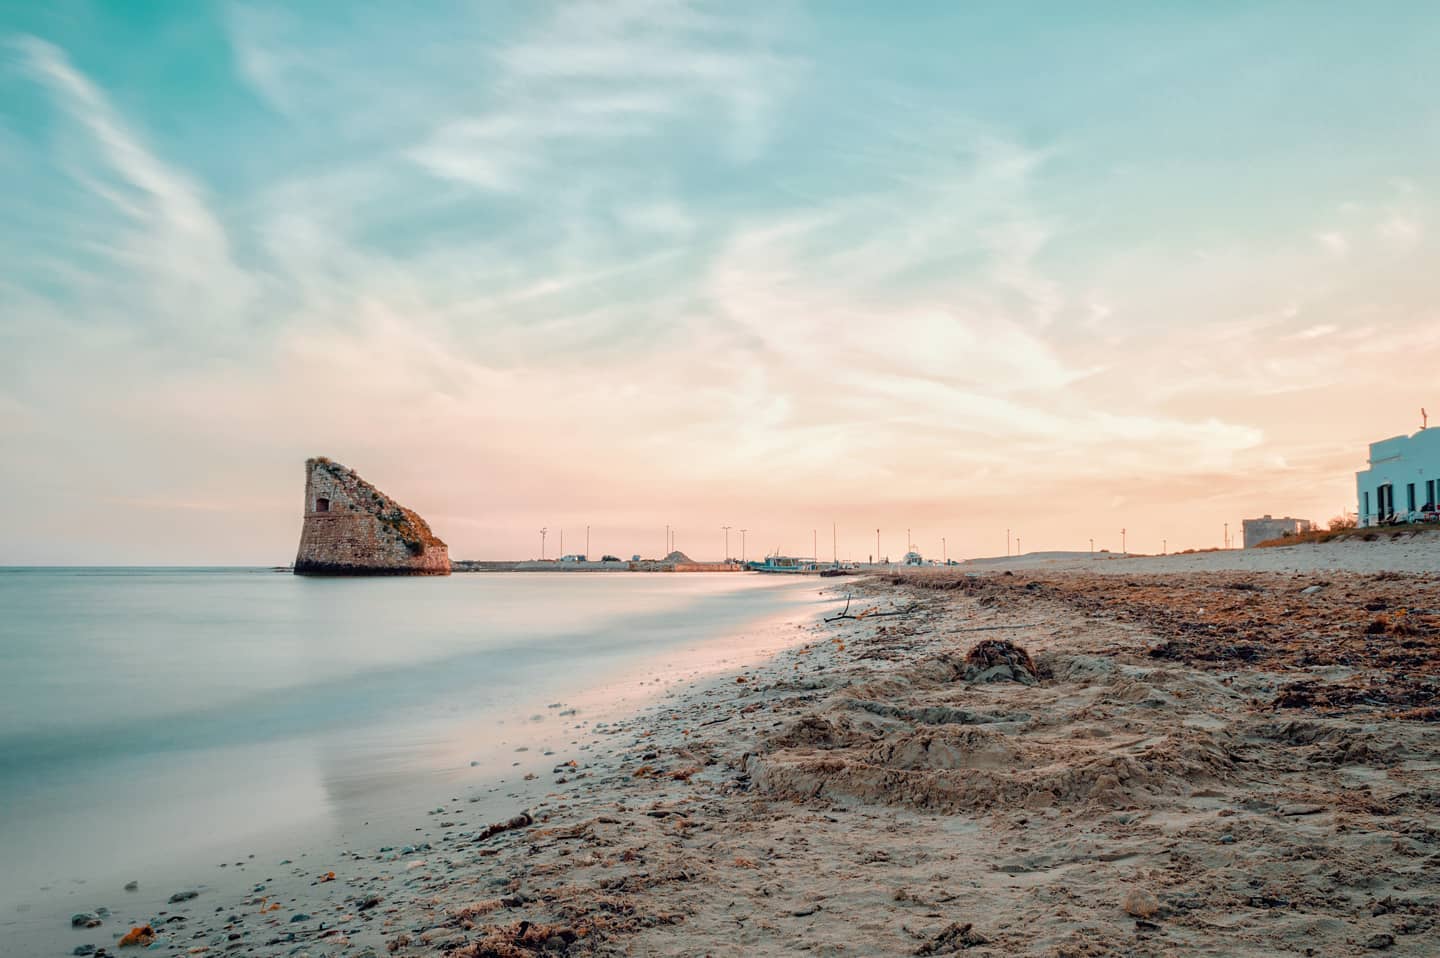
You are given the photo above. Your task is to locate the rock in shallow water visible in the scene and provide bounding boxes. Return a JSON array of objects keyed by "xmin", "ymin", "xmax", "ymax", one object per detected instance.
[{"xmin": 70, "ymin": 913, "xmax": 101, "ymax": 928}]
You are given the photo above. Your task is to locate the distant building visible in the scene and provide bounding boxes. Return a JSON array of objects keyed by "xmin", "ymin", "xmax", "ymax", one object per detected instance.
[
  {"xmin": 1242, "ymin": 515, "xmax": 1312, "ymax": 548},
  {"xmin": 559, "ymin": 554, "xmax": 587, "ymax": 563},
  {"xmin": 1356, "ymin": 427, "xmax": 1440, "ymax": 525}
]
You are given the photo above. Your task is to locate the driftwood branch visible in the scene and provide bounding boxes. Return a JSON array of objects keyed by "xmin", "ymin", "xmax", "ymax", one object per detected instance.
[
  {"xmin": 472, "ymin": 811, "xmax": 534, "ymax": 844},
  {"xmin": 825, "ymin": 593, "xmax": 921, "ymax": 622}
]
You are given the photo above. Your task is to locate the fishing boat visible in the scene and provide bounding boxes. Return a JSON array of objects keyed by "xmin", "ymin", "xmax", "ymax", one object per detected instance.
[{"xmin": 746, "ymin": 555, "xmax": 815, "ymax": 574}]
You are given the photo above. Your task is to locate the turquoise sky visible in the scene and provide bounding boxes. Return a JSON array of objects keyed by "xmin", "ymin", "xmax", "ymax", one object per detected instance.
[{"xmin": 3, "ymin": 2, "xmax": 1439, "ymax": 563}]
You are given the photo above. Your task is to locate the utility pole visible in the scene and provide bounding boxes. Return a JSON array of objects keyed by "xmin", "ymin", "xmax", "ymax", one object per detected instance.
[
  {"xmin": 812, "ymin": 529, "xmax": 817, "ymax": 563},
  {"xmin": 907, "ymin": 527, "xmax": 911, "ymax": 553},
  {"xmin": 1089, "ymin": 537, "xmax": 1094, "ymax": 555},
  {"xmin": 1006, "ymin": 528, "xmax": 1011, "ymax": 557},
  {"xmin": 832, "ymin": 522, "xmax": 837, "ymax": 564},
  {"xmin": 1162, "ymin": 538, "xmax": 1167, "ymax": 555},
  {"xmin": 586, "ymin": 525, "xmax": 590, "ymax": 560},
  {"xmin": 1121, "ymin": 528, "xmax": 1127, "ymax": 556},
  {"xmin": 942, "ymin": 537, "xmax": 947, "ymax": 565},
  {"xmin": 665, "ymin": 524, "xmax": 669, "ymax": 557},
  {"xmin": 1016, "ymin": 536, "xmax": 1021, "ymax": 555},
  {"xmin": 722, "ymin": 525, "xmax": 731, "ymax": 562},
  {"xmin": 740, "ymin": 528, "xmax": 747, "ymax": 563},
  {"xmin": 1224, "ymin": 522, "xmax": 1229, "ymax": 549},
  {"xmin": 540, "ymin": 527, "xmax": 547, "ymax": 560},
  {"xmin": 876, "ymin": 529, "xmax": 880, "ymax": 566}
]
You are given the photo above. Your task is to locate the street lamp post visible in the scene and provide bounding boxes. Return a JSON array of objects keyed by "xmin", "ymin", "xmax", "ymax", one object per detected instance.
[
  {"xmin": 722, "ymin": 525, "xmax": 731, "ymax": 562},
  {"xmin": 740, "ymin": 528, "xmax": 747, "ymax": 563},
  {"xmin": 1007, "ymin": 528, "xmax": 1011, "ymax": 557},
  {"xmin": 586, "ymin": 525, "xmax": 590, "ymax": 560},
  {"xmin": 942, "ymin": 537, "xmax": 947, "ymax": 565},
  {"xmin": 1121, "ymin": 528, "xmax": 1127, "ymax": 556},
  {"xmin": 876, "ymin": 529, "xmax": 880, "ymax": 566},
  {"xmin": 540, "ymin": 527, "xmax": 547, "ymax": 560}
]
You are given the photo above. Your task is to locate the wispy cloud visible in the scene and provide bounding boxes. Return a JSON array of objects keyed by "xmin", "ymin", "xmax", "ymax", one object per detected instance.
[
  {"xmin": 14, "ymin": 36, "xmax": 253, "ymax": 330},
  {"xmin": 410, "ymin": 0, "xmax": 800, "ymax": 189}
]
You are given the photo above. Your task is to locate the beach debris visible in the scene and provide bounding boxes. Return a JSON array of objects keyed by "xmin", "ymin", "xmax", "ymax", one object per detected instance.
[
  {"xmin": 961, "ymin": 640, "xmax": 1038, "ymax": 684},
  {"xmin": 473, "ymin": 811, "xmax": 534, "ymax": 844},
  {"xmin": 71, "ymin": 912, "xmax": 102, "ymax": 928},
  {"xmin": 167, "ymin": 889, "xmax": 199, "ymax": 903},
  {"xmin": 825, "ymin": 593, "xmax": 920, "ymax": 622},
  {"xmin": 117, "ymin": 925, "xmax": 156, "ymax": 948},
  {"xmin": 449, "ymin": 920, "xmax": 581, "ymax": 956},
  {"xmin": 914, "ymin": 921, "xmax": 988, "ymax": 954}
]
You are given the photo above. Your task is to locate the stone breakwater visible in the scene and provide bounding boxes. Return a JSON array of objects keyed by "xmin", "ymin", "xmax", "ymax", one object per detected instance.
[{"xmin": 293, "ymin": 457, "xmax": 450, "ymax": 576}]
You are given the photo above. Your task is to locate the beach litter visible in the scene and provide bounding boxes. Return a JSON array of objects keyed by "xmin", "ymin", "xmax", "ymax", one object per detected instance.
[{"xmin": 117, "ymin": 925, "xmax": 155, "ymax": 948}]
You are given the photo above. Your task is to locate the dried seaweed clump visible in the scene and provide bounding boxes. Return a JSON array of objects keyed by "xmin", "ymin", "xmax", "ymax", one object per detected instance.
[{"xmin": 962, "ymin": 640, "xmax": 1039, "ymax": 685}]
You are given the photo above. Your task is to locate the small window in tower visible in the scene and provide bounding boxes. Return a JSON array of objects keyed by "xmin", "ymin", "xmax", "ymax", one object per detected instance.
[{"xmin": 316, "ymin": 497, "xmax": 330, "ymax": 513}]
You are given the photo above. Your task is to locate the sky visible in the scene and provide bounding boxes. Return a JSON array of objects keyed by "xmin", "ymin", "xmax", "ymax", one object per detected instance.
[{"xmin": 2, "ymin": 1, "xmax": 1439, "ymax": 565}]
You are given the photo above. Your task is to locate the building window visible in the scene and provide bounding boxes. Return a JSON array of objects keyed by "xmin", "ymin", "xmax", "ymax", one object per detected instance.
[
  {"xmin": 1363, "ymin": 491, "xmax": 1370, "ymax": 520},
  {"xmin": 316, "ymin": 497, "xmax": 330, "ymax": 513},
  {"xmin": 1407, "ymin": 483, "xmax": 1416, "ymax": 512},
  {"xmin": 1427, "ymin": 479, "xmax": 1436, "ymax": 509}
]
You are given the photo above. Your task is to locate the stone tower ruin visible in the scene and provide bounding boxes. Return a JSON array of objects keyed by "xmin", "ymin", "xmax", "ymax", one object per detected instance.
[{"xmin": 293, "ymin": 457, "xmax": 451, "ymax": 575}]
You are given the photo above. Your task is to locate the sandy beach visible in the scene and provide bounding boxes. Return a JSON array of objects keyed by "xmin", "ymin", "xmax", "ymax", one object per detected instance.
[{"xmin": 41, "ymin": 534, "xmax": 1440, "ymax": 957}]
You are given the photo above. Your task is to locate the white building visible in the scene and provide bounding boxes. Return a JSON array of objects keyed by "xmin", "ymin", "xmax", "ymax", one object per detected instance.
[{"xmin": 1356, "ymin": 427, "xmax": 1440, "ymax": 525}]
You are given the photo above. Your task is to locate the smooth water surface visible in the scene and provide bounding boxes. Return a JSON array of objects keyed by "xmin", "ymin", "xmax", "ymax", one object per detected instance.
[{"xmin": 0, "ymin": 569, "xmax": 819, "ymax": 911}]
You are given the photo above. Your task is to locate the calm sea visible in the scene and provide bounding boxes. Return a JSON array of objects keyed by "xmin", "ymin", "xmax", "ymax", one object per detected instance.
[{"xmin": 0, "ymin": 568, "xmax": 819, "ymax": 916}]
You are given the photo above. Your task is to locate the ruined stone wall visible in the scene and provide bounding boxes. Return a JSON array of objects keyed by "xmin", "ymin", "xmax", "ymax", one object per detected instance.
[
  {"xmin": 294, "ymin": 458, "xmax": 450, "ymax": 575},
  {"xmin": 1242, "ymin": 516, "xmax": 1312, "ymax": 549}
]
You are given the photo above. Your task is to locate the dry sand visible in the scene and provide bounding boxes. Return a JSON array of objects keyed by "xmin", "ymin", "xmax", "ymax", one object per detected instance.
[
  {"xmin": 63, "ymin": 537, "xmax": 1439, "ymax": 957},
  {"xmin": 963, "ymin": 528, "xmax": 1440, "ymax": 577}
]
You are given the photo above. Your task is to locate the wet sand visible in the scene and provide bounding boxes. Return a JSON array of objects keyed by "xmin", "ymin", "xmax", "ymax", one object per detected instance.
[{"xmin": 37, "ymin": 538, "xmax": 1440, "ymax": 957}]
